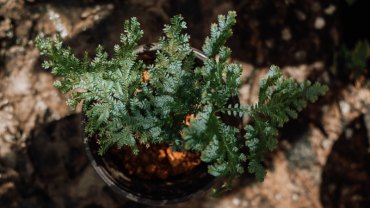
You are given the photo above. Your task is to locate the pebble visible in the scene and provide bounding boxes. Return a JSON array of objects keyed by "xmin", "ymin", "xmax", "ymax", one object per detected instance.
[
  {"xmin": 0, "ymin": 182, "xmax": 15, "ymax": 196},
  {"xmin": 281, "ymin": 27, "xmax": 292, "ymax": 41},
  {"xmin": 81, "ymin": 5, "xmax": 102, "ymax": 18},
  {"xmin": 265, "ymin": 39, "xmax": 274, "ymax": 48},
  {"xmin": 295, "ymin": 10, "xmax": 306, "ymax": 21},
  {"xmin": 292, "ymin": 193, "xmax": 299, "ymax": 201},
  {"xmin": 345, "ymin": 128, "xmax": 353, "ymax": 139},
  {"xmin": 232, "ymin": 197, "xmax": 241, "ymax": 206},
  {"xmin": 321, "ymin": 139, "xmax": 331, "ymax": 150},
  {"xmin": 48, "ymin": 8, "xmax": 69, "ymax": 38},
  {"xmin": 339, "ymin": 100, "xmax": 350, "ymax": 115},
  {"xmin": 35, "ymin": 99, "xmax": 48, "ymax": 112},
  {"xmin": 3, "ymin": 134, "xmax": 15, "ymax": 143},
  {"xmin": 324, "ymin": 5, "xmax": 336, "ymax": 15},
  {"xmin": 314, "ymin": 17, "xmax": 325, "ymax": 30},
  {"xmin": 274, "ymin": 193, "xmax": 283, "ymax": 200}
]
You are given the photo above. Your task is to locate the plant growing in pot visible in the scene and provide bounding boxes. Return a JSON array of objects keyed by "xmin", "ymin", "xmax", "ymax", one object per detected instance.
[{"xmin": 35, "ymin": 11, "xmax": 327, "ymax": 206}]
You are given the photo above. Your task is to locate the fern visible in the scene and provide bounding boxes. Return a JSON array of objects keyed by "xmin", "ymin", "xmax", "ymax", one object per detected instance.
[
  {"xmin": 36, "ymin": 17, "xmax": 144, "ymax": 153},
  {"xmin": 36, "ymin": 11, "xmax": 327, "ymax": 191},
  {"xmin": 245, "ymin": 65, "xmax": 328, "ymax": 181},
  {"xmin": 332, "ymin": 40, "xmax": 369, "ymax": 82}
]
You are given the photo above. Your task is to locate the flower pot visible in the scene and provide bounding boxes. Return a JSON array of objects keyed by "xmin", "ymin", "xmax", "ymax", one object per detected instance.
[
  {"xmin": 83, "ymin": 44, "xmax": 217, "ymax": 206},
  {"xmin": 84, "ymin": 136, "xmax": 215, "ymax": 206}
]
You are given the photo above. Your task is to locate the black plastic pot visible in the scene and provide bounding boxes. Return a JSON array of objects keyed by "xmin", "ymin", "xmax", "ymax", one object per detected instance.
[
  {"xmin": 84, "ymin": 44, "xmax": 216, "ymax": 206},
  {"xmin": 84, "ymin": 136, "xmax": 215, "ymax": 206}
]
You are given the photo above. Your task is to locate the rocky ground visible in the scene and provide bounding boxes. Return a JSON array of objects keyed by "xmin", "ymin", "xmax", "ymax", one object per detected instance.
[{"xmin": 1, "ymin": 0, "xmax": 369, "ymax": 207}]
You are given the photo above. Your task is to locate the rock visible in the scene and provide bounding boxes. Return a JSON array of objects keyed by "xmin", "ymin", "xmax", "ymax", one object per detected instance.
[
  {"xmin": 231, "ymin": 197, "xmax": 241, "ymax": 206},
  {"xmin": 47, "ymin": 6, "xmax": 70, "ymax": 38},
  {"xmin": 281, "ymin": 27, "xmax": 292, "ymax": 41},
  {"xmin": 339, "ymin": 100, "xmax": 351, "ymax": 115},
  {"xmin": 295, "ymin": 10, "xmax": 307, "ymax": 21},
  {"xmin": 324, "ymin": 5, "xmax": 336, "ymax": 15},
  {"xmin": 314, "ymin": 17, "xmax": 325, "ymax": 30},
  {"xmin": 287, "ymin": 134, "xmax": 318, "ymax": 170}
]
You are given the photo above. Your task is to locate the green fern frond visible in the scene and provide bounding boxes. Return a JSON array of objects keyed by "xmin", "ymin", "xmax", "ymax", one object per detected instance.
[
  {"xmin": 202, "ymin": 11, "xmax": 236, "ymax": 58},
  {"xmin": 244, "ymin": 65, "xmax": 328, "ymax": 181}
]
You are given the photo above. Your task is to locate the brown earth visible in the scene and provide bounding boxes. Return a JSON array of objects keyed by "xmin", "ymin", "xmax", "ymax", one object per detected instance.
[
  {"xmin": 1, "ymin": 0, "xmax": 369, "ymax": 207},
  {"xmin": 117, "ymin": 144, "xmax": 201, "ymax": 180}
]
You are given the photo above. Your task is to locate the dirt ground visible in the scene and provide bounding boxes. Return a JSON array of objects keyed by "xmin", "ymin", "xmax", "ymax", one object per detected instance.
[{"xmin": 1, "ymin": 0, "xmax": 369, "ymax": 207}]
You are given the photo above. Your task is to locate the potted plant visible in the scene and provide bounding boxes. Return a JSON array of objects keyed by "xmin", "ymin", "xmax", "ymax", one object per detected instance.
[{"xmin": 35, "ymin": 11, "xmax": 327, "ymax": 206}]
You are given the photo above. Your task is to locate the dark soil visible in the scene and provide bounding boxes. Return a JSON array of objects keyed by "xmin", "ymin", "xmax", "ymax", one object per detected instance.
[{"xmin": 110, "ymin": 144, "xmax": 202, "ymax": 180}]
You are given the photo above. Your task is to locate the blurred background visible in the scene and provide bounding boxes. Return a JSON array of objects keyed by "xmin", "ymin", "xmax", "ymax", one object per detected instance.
[{"xmin": 0, "ymin": 0, "xmax": 369, "ymax": 207}]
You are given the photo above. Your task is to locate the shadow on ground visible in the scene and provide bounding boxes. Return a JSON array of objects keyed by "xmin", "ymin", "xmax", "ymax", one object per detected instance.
[{"xmin": 320, "ymin": 115, "xmax": 370, "ymax": 208}]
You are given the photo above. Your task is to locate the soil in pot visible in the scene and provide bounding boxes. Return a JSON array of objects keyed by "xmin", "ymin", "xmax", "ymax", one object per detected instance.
[
  {"xmin": 86, "ymin": 135, "xmax": 215, "ymax": 205},
  {"xmin": 117, "ymin": 144, "xmax": 201, "ymax": 180}
]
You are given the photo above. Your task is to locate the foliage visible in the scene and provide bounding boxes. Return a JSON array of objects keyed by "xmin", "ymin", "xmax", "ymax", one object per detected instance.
[
  {"xmin": 35, "ymin": 11, "xmax": 327, "ymax": 186},
  {"xmin": 244, "ymin": 66, "xmax": 327, "ymax": 181},
  {"xmin": 345, "ymin": 0, "xmax": 358, "ymax": 6},
  {"xmin": 332, "ymin": 40, "xmax": 369, "ymax": 82}
]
